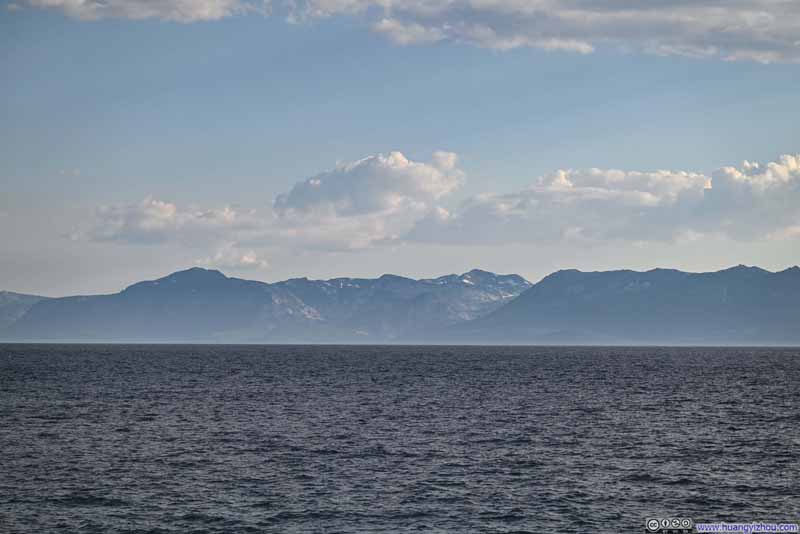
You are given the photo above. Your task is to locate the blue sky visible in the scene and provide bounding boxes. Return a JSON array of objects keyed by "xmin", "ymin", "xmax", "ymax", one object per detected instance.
[{"xmin": 2, "ymin": 1, "xmax": 800, "ymax": 295}]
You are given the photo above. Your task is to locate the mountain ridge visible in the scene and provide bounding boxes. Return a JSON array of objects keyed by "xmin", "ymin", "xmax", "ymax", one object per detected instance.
[
  {"xmin": 445, "ymin": 264, "xmax": 800, "ymax": 345},
  {"xmin": 1, "ymin": 267, "xmax": 531, "ymax": 343},
  {"xmin": 1, "ymin": 265, "xmax": 798, "ymax": 344},
  {"xmin": 0, "ymin": 291, "xmax": 50, "ymax": 331}
]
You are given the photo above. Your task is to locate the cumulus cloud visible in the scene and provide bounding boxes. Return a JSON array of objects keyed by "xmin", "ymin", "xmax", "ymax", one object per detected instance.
[
  {"xmin": 26, "ymin": 0, "xmax": 266, "ymax": 21},
  {"xmin": 275, "ymin": 150, "xmax": 461, "ymax": 216},
  {"xmin": 81, "ymin": 151, "xmax": 800, "ymax": 256},
  {"xmin": 87, "ymin": 196, "xmax": 259, "ymax": 244},
  {"xmin": 268, "ymin": 150, "xmax": 464, "ymax": 249},
  {"xmin": 289, "ymin": 0, "xmax": 800, "ymax": 63},
  {"xmin": 85, "ymin": 151, "xmax": 463, "ymax": 252},
  {"xmin": 408, "ymin": 154, "xmax": 800, "ymax": 245},
  {"xmin": 703, "ymin": 154, "xmax": 800, "ymax": 238},
  {"xmin": 407, "ymin": 168, "xmax": 706, "ymax": 244}
]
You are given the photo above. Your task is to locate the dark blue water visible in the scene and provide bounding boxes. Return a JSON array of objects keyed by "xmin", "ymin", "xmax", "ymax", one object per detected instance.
[{"xmin": 1, "ymin": 345, "xmax": 798, "ymax": 533}]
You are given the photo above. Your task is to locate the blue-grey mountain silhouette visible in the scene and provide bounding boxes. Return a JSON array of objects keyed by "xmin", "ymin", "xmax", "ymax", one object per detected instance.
[
  {"xmin": 1, "ymin": 267, "xmax": 529, "ymax": 343},
  {"xmin": 0, "ymin": 291, "xmax": 49, "ymax": 331},
  {"xmin": 2, "ymin": 265, "xmax": 797, "ymax": 344},
  {"xmin": 447, "ymin": 265, "xmax": 800, "ymax": 345}
]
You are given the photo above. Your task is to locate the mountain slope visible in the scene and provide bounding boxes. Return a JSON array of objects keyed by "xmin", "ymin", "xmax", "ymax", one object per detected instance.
[
  {"xmin": 3, "ymin": 268, "xmax": 530, "ymax": 343},
  {"xmin": 274, "ymin": 269, "xmax": 530, "ymax": 340},
  {"xmin": 5, "ymin": 265, "xmax": 797, "ymax": 344},
  {"xmin": 450, "ymin": 265, "xmax": 800, "ymax": 344},
  {"xmin": 0, "ymin": 291, "xmax": 50, "ymax": 330},
  {"xmin": 5, "ymin": 268, "xmax": 319, "ymax": 342}
]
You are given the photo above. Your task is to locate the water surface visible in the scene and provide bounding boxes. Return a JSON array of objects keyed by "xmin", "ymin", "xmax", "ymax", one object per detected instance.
[{"xmin": 1, "ymin": 345, "xmax": 798, "ymax": 533}]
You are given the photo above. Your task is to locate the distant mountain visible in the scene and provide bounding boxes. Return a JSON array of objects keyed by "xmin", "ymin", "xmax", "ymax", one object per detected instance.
[
  {"xmin": 0, "ymin": 291, "xmax": 49, "ymax": 330},
  {"xmin": 1, "ymin": 268, "xmax": 530, "ymax": 343},
  {"xmin": 447, "ymin": 265, "xmax": 800, "ymax": 345},
  {"xmin": 3, "ymin": 265, "xmax": 798, "ymax": 344}
]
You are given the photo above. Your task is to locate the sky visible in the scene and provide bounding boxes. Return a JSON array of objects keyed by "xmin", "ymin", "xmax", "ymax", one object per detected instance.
[{"xmin": 2, "ymin": 0, "xmax": 800, "ymax": 296}]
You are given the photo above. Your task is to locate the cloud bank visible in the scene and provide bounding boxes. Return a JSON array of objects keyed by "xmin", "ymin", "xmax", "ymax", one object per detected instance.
[
  {"xmin": 83, "ymin": 151, "xmax": 800, "ymax": 266},
  {"xmin": 22, "ymin": 0, "xmax": 800, "ymax": 63},
  {"xmin": 407, "ymin": 167, "xmax": 712, "ymax": 244},
  {"xmin": 84, "ymin": 151, "xmax": 464, "ymax": 254},
  {"xmin": 410, "ymin": 154, "xmax": 800, "ymax": 246},
  {"xmin": 88, "ymin": 197, "xmax": 259, "ymax": 244},
  {"xmin": 25, "ymin": 0, "xmax": 266, "ymax": 21},
  {"xmin": 297, "ymin": 0, "xmax": 800, "ymax": 62}
]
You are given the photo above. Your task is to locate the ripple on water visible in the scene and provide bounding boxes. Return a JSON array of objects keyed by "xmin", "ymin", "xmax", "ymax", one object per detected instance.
[{"xmin": 1, "ymin": 344, "xmax": 799, "ymax": 533}]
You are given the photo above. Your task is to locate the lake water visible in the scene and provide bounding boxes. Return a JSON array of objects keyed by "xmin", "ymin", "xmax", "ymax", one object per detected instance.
[{"xmin": 1, "ymin": 345, "xmax": 798, "ymax": 533}]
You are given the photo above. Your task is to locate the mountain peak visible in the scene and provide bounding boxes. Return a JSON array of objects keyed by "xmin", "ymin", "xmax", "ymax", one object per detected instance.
[
  {"xmin": 122, "ymin": 267, "xmax": 227, "ymax": 293},
  {"xmin": 541, "ymin": 268, "xmax": 582, "ymax": 282},
  {"xmin": 719, "ymin": 264, "xmax": 769, "ymax": 275},
  {"xmin": 378, "ymin": 274, "xmax": 412, "ymax": 282},
  {"xmin": 164, "ymin": 267, "xmax": 227, "ymax": 280}
]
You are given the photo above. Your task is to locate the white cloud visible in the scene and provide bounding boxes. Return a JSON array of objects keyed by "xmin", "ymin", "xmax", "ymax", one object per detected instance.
[
  {"xmin": 408, "ymin": 154, "xmax": 800, "ymax": 245},
  {"xmin": 82, "ymin": 152, "xmax": 800, "ymax": 256},
  {"xmin": 26, "ymin": 0, "xmax": 267, "ymax": 21},
  {"xmin": 373, "ymin": 18, "xmax": 594, "ymax": 53},
  {"xmin": 85, "ymin": 151, "xmax": 463, "ymax": 252},
  {"xmin": 290, "ymin": 0, "xmax": 800, "ymax": 62},
  {"xmin": 23, "ymin": 0, "xmax": 800, "ymax": 62},
  {"xmin": 767, "ymin": 225, "xmax": 800, "ymax": 240},
  {"xmin": 198, "ymin": 243, "xmax": 269, "ymax": 270},
  {"xmin": 275, "ymin": 150, "xmax": 461, "ymax": 216},
  {"xmin": 87, "ymin": 196, "xmax": 259, "ymax": 244},
  {"xmin": 268, "ymin": 150, "xmax": 464, "ymax": 249},
  {"xmin": 702, "ymin": 154, "xmax": 800, "ymax": 238},
  {"xmin": 373, "ymin": 18, "xmax": 445, "ymax": 45}
]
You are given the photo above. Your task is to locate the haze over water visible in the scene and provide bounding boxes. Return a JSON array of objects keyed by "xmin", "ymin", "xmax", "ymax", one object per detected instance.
[{"xmin": 1, "ymin": 344, "xmax": 798, "ymax": 533}]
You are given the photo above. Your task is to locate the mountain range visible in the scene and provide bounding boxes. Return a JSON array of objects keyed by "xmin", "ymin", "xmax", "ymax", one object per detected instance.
[
  {"xmin": 0, "ymin": 268, "xmax": 530, "ymax": 343},
  {"xmin": 1, "ymin": 265, "xmax": 798, "ymax": 344}
]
